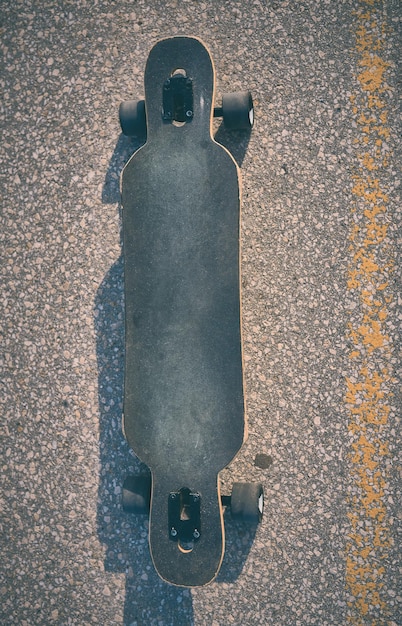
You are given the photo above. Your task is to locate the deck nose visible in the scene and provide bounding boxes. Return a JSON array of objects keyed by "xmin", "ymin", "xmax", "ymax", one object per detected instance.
[{"xmin": 143, "ymin": 37, "xmax": 214, "ymax": 138}]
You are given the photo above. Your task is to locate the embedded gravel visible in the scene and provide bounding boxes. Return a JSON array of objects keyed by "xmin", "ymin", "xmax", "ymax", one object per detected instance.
[{"xmin": 1, "ymin": 1, "xmax": 400, "ymax": 625}]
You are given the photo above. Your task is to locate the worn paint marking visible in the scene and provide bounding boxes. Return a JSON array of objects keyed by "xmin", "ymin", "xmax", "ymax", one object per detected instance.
[{"xmin": 345, "ymin": 1, "xmax": 395, "ymax": 624}]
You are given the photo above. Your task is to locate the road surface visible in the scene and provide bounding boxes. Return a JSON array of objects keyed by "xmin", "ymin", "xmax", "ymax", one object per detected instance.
[{"xmin": 1, "ymin": 1, "xmax": 400, "ymax": 624}]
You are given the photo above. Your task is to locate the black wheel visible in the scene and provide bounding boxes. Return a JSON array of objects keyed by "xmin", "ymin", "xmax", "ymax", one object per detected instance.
[
  {"xmin": 122, "ymin": 473, "xmax": 151, "ymax": 514},
  {"xmin": 119, "ymin": 99, "xmax": 147, "ymax": 138},
  {"xmin": 221, "ymin": 91, "xmax": 254, "ymax": 130},
  {"xmin": 230, "ymin": 482, "xmax": 264, "ymax": 523}
]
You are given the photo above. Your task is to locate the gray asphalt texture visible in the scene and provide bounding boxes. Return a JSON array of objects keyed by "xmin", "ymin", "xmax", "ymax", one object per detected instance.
[{"xmin": 1, "ymin": 1, "xmax": 400, "ymax": 625}]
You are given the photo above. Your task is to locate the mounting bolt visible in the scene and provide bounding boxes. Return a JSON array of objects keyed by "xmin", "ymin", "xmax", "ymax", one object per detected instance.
[
  {"xmin": 193, "ymin": 529, "xmax": 200, "ymax": 539},
  {"xmin": 170, "ymin": 527, "xmax": 178, "ymax": 537}
]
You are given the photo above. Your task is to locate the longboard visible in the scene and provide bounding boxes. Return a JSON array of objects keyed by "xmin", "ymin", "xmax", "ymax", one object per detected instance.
[{"xmin": 120, "ymin": 36, "xmax": 262, "ymax": 587}]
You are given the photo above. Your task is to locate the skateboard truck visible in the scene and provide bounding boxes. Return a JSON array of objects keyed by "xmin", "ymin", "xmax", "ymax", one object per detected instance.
[
  {"xmin": 120, "ymin": 84, "xmax": 253, "ymax": 137},
  {"xmin": 168, "ymin": 488, "xmax": 201, "ymax": 548},
  {"xmin": 162, "ymin": 70, "xmax": 194, "ymax": 123}
]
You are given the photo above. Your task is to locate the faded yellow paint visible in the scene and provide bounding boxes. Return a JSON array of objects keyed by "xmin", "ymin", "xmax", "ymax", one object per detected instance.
[
  {"xmin": 357, "ymin": 55, "xmax": 390, "ymax": 93},
  {"xmin": 354, "ymin": 252, "xmax": 379, "ymax": 274},
  {"xmin": 365, "ymin": 223, "xmax": 388, "ymax": 245},
  {"xmin": 351, "ymin": 176, "xmax": 389, "ymax": 204},
  {"xmin": 357, "ymin": 319, "xmax": 388, "ymax": 352},
  {"xmin": 345, "ymin": 1, "xmax": 394, "ymax": 623},
  {"xmin": 360, "ymin": 153, "xmax": 377, "ymax": 171},
  {"xmin": 350, "ymin": 350, "xmax": 361, "ymax": 359}
]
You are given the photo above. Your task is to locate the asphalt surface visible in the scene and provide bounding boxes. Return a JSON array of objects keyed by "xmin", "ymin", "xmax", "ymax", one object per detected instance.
[{"xmin": 1, "ymin": 1, "xmax": 400, "ymax": 625}]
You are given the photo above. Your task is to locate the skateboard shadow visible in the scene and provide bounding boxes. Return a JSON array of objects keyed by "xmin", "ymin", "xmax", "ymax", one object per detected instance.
[
  {"xmin": 95, "ymin": 252, "xmax": 198, "ymax": 624},
  {"xmin": 96, "ymin": 133, "xmax": 256, "ymax": 624},
  {"xmin": 217, "ymin": 513, "xmax": 260, "ymax": 583},
  {"xmin": 214, "ymin": 122, "xmax": 252, "ymax": 168},
  {"xmin": 102, "ymin": 134, "xmax": 139, "ymax": 205},
  {"xmin": 98, "ymin": 133, "xmax": 197, "ymax": 623}
]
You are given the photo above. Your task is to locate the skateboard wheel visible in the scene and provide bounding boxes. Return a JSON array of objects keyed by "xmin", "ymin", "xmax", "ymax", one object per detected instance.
[
  {"xmin": 230, "ymin": 482, "xmax": 264, "ymax": 523},
  {"xmin": 122, "ymin": 473, "xmax": 151, "ymax": 514},
  {"xmin": 119, "ymin": 99, "xmax": 147, "ymax": 138},
  {"xmin": 221, "ymin": 91, "xmax": 254, "ymax": 130}
]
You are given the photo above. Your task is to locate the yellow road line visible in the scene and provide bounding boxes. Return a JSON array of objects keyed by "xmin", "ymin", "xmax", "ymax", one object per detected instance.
[{"xmin": 345, "ymin": 1, "xmax": 396, "ymax": 623}]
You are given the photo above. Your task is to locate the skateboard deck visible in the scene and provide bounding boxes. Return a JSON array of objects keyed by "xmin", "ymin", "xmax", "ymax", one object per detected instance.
[{"xmin": 121, "ymin": 36, "xmax": 252, "ymax": 587}]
